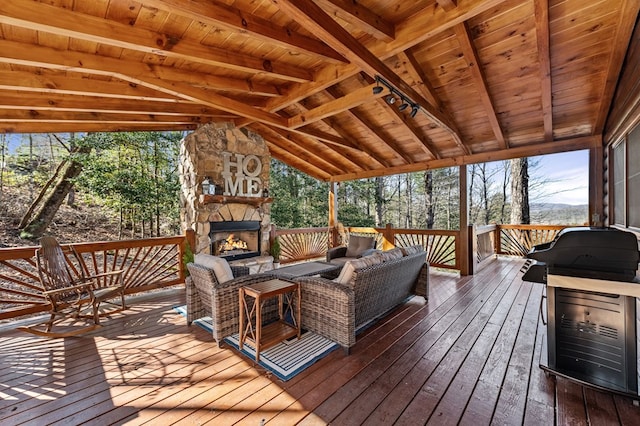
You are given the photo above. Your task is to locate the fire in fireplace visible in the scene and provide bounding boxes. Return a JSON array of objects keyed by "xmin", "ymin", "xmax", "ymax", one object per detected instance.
[{"xmin": 209, "ymin": 220, "xmax": 261, "ymax": 261}]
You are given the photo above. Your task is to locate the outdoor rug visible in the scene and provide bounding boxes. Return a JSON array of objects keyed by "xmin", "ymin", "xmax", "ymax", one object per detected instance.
[{"xmin": 174, "ymin": 306, "xmax": 338, "ymax": 381}]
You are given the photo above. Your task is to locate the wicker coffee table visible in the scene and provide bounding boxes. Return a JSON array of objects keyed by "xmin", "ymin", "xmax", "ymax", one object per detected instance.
[{"xmin": 271, "ymin": 261, "xmax": 342, "ymax": 280}]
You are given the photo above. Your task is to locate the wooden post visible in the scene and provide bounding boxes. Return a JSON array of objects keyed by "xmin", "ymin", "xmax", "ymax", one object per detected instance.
[
  {"xmin": 382, "ymin": 223, "xmax": 395, "ymax": 250},
  {"xmin": 589, "ymin": 145, "xmax": 604, "ymax": 226},
  {"xmin": 458, "ymin": 165, "xmax": 471, "ymax": 275},
  {"xmin": 468, "ymin": 224, "xmax": 477, "ymax": 275},
  {"xmin": 328, "ymin": 181, "xmax": 339, "ymax": 247}
]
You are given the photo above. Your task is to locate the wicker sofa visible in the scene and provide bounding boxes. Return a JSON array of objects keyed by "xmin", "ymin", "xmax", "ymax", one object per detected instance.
[
  {"xmin": 186, "ymin": 258, "xmax": 279, "ymax": 346},
  {"xmin": 297, "ymin": 246, "xmax": 429, "ymax": 352}
]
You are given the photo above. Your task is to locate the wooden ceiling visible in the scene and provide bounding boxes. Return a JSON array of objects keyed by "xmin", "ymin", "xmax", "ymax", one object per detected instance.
[{"xmin": 0, "ymin": 0, "xmax": 638, "ymax": 181}]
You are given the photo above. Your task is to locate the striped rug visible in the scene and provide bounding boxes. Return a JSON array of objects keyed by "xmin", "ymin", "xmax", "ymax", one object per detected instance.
[{"xmin": 174, "ymin": 306, "xmax": 339, "ymax": 381}]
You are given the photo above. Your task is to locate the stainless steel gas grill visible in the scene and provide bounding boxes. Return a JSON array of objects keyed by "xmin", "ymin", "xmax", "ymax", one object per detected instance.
[{"xmin": 521, "ymin": 227, "xmax": 640, "ymax": 396}]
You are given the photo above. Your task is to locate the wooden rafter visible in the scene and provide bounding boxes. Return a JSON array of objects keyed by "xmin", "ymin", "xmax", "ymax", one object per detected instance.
[
  {"xmin": 0, "ymin": 70, "xmax": 179, "ymax": 101},
  {"xmin": 453, "ymin": 22, "xmax": 507, "ymax": 149},
  {"xmin": 0, "ymin": 40, "xmax": 291, "ymax": 128},
  {"xmin": 534, "ymin": 0, "xmax": 553, "ymax": 142},
  {"xmin": 251, "ymin": 123, "xmax": 345, "ymax": 178},
  {"xmin": 397, "ymin": 51, "xmax": 443, "ymax": 110},
  {"xmin": 315, "ymin": 0, "xmax": 395, "ymax": 42},
  {"xmin": 0, "ymin": 93, "xmax": 233, "ymax": 117},
  {"xmin": 141, "ymin": 0, "xmax": 346, "ymax": 63},
  {"xmin": 325, "ymin": 85, "xmax": 414, "ymax": 164},
  {"xmin": 272, "ymin": 0, "xmax": 466, "ymax": 152},
  {"xmin": 0, "ymin": 1, "xmax": 312, "ymax": 83},
  {"xmin": 300, "ymin": 124, "xmax": 390, "ymax": 169},
  {"xmin": 288, "ymin": 83, "xmax": 385, "ymax": 129},
  {"xmin": 0, "ymin": 122, "xmax": 197, "ymax": 134}
]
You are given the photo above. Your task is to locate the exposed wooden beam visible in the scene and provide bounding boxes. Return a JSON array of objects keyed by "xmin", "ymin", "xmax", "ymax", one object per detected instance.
[
  {"xmin": 142, "ymin": 0, "xmax": 346, "ymax": 63},
  {"xmin": 534, "ymin": 0, "xmax": 553, "ymax": 142},
  {"xmin": 0, "ymin": 109, "xmax": 205, "ymax": 124},
  {"xmin": 377, "ymin": 98, "xmax": 440, "ymax": 159},
  {"xmin": 271, "ymin": 0, "xmax": 468, "ymax": 153},
  {"xmin": 593, "ymin": 0, "xmax": 640, "ymax": 135},
  {"xmin": 389, "ymin": 56, "xmax": 446, "ymax": 158},
  {"xmin": 262, "ymin": 140, "xmax": 331, "ymax": 182},
  {"xmin": 325, "ymin": 85, "xmax": 414, "ymax": 164},
  {"xmin": 453, "ymin": 22, "xmax": 507, "ymax": 149},
  {"xmin": 0, "ymin": 92, "xmax": 234, "ymax": 117},
  {"xmin": 0, "ymin": 70, "xmax": 179, "ymax": 102},
  {"xmin": 300, "ymin": 124, "xmax": 390, "ymax": 169},
  {"xmin": 0, "ymin": 39, "xmax": 288, "ymax": 129},
  {"xmin": 315, "ymin": 0, "xmax": 395, "ymax": 42},
  {"xmin": 0, "ymin": 0, "xmax": 312, "ymax": 83},
  {"xmin": 251, "ymin": 123, "xmax": 346, "ymax": 177},
  {"xmin": 438, "ymin": 0, "xmax": 458, "ymax": 12},
  {"xmin": 254, "ymin": 0, "xmax": 506, "ymax": 121},
  {"xmin": 0, "ymin": 122, "xmax": 197, "ymax": 134},
  {"xmin": 397, "ymin": 51, "xmax": 442, "ymax": 110},
  {"xmin": 288, "ymin": 83, "xmax": 385, "ymax": 129},
  {"xmin": 330, "ymin": 135, "xmax": 601, "ymax": 182}
]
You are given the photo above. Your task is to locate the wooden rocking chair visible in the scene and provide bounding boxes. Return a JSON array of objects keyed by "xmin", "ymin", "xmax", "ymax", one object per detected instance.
[{"xmin": 19, "ymin": 236, "xmax": 126, "ymax": 338}]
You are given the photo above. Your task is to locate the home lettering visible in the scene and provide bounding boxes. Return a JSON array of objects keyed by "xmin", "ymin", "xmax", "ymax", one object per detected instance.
[{"xmin": 221, "ymin": 152, "xmax": 262, "ymax": 197}]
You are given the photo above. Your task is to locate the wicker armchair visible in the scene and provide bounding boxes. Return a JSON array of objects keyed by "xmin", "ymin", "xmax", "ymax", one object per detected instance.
[{"xmin": 186, "ymin": 262, "xmax": 279, "ymax": 346}]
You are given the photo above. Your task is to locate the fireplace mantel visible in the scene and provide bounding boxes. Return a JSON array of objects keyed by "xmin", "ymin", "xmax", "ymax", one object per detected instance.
[{"xmin": 199, "ymin": 194, "xmax": 273, "ymax": 206}]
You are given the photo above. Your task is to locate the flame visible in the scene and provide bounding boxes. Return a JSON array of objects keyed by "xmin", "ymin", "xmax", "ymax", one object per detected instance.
[{"xmin": 219, "ymin": 234, "xmax": 248, "ymax": 252}]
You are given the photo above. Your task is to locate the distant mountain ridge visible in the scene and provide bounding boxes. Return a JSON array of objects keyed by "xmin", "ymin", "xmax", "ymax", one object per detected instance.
[{"xmin": 530, "ymin": 203, "xmax": 588, "ymax": 225}]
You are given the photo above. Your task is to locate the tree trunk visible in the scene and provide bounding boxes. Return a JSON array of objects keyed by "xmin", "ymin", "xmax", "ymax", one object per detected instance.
[
  {"xmin": 20, "ymin": 146, "xmax": 91, "ymax": 239},
  {"xmin": 375, "ymin": 177, "xmax": 384, "ymax": 226},
  {"xmin": 424, "ymin": 170, "xmax": 434, "ymax": 229},
  {"xmin": 510, "ymin": 157, "xmax": 530, "ymax": 224}
]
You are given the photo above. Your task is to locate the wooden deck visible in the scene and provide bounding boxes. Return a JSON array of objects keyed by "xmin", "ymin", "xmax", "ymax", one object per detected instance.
[{"xmin": 1, "ymin": 257, "xmax": 639, "ymax": 425}]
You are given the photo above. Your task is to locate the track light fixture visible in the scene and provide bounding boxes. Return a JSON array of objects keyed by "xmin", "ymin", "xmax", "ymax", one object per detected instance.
[{"xmin": 372, "ymin": 75, "xmax": 422, "ymax": 119}]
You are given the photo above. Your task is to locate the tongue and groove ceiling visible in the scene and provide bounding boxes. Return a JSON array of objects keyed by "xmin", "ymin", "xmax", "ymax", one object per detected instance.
[{"xmin": 0, "ymin": 0, "xmax": 638, "ymax": 181}]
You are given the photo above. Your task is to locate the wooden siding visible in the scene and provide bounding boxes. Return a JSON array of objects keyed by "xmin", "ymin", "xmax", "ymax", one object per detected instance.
[{"xmin": 1, "ymin": 257, "xmax": 639, "ymax": 424}]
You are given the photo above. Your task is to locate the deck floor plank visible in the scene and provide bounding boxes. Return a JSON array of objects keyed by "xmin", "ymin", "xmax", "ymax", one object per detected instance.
[{"xmin": 1, "ymin": 258, "xmax": 639, "ymax": 425}]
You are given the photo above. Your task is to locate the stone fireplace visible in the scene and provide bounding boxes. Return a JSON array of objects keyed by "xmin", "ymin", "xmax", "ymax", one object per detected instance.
[{"xmin": 179, "ymin": 122, "xmax": 272, "ymax": 261}]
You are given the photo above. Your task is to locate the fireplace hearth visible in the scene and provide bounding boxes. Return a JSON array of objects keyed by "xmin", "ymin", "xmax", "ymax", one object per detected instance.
[{"xmin": 209, "ymin": 220, "xmax": 261, "ymax": 261}]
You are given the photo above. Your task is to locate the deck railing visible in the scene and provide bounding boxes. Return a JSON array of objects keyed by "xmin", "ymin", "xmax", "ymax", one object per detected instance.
[
  {"xmin": 272, "ymin": 225, "xmax": 461, "ymax": 270},
  {"xmin": 0, "ymin": 224, "xmax": 572, "ymax": 322},
  {"xmin": 0, "ymin": 236, "xmax": 186, "ymax": 321},
  {"xmin": 470, "ymin": 224, "xmax": 569, "ymax": 272}
]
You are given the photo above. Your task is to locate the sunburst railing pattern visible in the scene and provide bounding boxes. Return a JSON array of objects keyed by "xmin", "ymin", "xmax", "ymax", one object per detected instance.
[
  {"xmin": 497, "ymin": 225, "xmax": 566, "ymax": 257},
  {"xmin": 0, "ymin": 236, "xmax": 185, "ymax": 321},
  {"xmin": 273, "ymin": 227, "xmax": 329, "ymax": 263}
]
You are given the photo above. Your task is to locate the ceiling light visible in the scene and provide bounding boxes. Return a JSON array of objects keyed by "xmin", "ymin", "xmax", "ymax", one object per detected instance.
[
  {"xmin": 410, "ymin": 105, "xmax": 419, "ymax": 118},
  {"xmin": 386, "ymin": 95, "xmax": 396, "ymax": 104},
  {"xmin": 373, "ymin": 85, "xmax": 383, "ymax": 94},
  {"xmin": 398, "ymin": 102, "xmax": 409, "ymax": 111}
]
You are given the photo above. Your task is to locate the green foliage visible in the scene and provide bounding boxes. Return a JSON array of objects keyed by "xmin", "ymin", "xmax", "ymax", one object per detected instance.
[
  {"xmin": 270, "ymin": 236, "xmax": 281, "ymax": 261},
  {"xmin": 182, "ymin": 242, "xmax": 194, "ymax": 276},
  {"xmin": 269, "ymin": 159, "xmax": 328, "ymax": 228}
]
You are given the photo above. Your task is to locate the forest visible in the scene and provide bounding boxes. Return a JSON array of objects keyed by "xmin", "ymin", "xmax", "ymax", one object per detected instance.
[{"xmin": 0, "ymin": 132, "xmax": 587, "ymax": 246}]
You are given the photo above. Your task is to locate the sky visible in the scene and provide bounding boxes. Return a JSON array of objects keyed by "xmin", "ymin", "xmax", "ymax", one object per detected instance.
[{"xmin": 529, "ymin": 150, "xmax": 589, "ymax": 205}]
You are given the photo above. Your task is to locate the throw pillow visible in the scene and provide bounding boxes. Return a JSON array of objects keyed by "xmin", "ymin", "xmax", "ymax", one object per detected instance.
[
  {"xmin": 195, "ymin": 253, "xmax": 234, "ymax": 283},
  {"xmin": 345, "ymin": 235, "xmax": 376, "ymax": 258},
  {"xmin": 334, "ymin": 260, "xmax": 355, "ymax": 285}
]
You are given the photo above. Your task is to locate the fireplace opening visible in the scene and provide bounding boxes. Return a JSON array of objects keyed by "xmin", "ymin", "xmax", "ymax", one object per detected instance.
[{"xmin": 209, "ymin": 220, "xmax": 261, "ymax": 261}]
